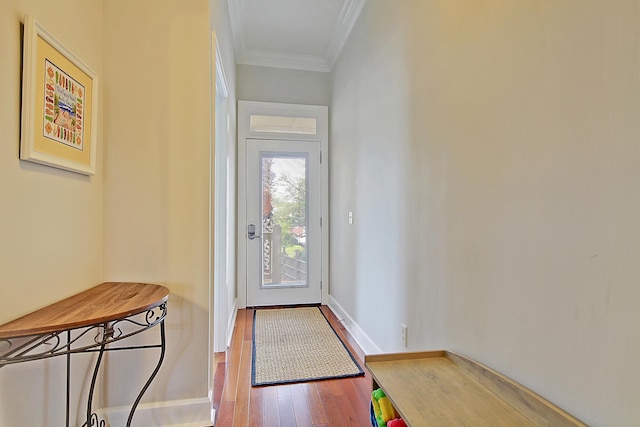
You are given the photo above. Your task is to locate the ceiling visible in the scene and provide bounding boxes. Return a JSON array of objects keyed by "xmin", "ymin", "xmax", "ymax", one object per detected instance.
[{"xmin": 228, "ymin": 0, "xmax": 367, "ymax": 72}]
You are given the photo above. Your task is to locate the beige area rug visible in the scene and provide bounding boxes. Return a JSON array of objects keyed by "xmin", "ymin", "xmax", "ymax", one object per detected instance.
[{"xmin": 251, "ymin": 307, "xmax": 364, "ymax": 386}]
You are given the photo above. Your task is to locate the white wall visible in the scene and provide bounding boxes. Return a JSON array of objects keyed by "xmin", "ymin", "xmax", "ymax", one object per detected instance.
[
  {"xmin": 0, "ymin": 0, "xmax": 104, "ymax": 425},
  {"xmin": 330, "ymin": 0, "xmax": 446, "ymax": 354},
  {"xmin": 211, "ymin": 0, "xmax": 238, "ymax": 351},
  {"xmin": 237, "ymin": 64, "xmax": 330, "ymax": 106},
  {"xmin": 330, "ymin": 1, "xmax": 640, "ymax": 425}
]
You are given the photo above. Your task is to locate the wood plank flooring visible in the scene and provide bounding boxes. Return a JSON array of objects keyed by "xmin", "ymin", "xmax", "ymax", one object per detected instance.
[{"xmin": 212, "ymin": 306, "xmax": 373, "ymax": 426}]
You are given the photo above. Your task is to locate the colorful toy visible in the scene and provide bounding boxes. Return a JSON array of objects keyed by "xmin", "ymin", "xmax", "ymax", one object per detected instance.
[
  {"xmin": 387, "ymin": 418, "xmax": 407, "ymax": 427},
  {"xmin": 370, "ymin": 401, "xmax": 379, "ymax": 427},
  {"xmin": 371, "ymin": 388, "xmax": 397, "ymax": 427}
]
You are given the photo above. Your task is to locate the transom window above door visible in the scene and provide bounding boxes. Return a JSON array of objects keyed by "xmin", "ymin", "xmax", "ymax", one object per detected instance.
[{"xmin": 249, "ymin": 115, "xmax": 317, "ymax": 135}]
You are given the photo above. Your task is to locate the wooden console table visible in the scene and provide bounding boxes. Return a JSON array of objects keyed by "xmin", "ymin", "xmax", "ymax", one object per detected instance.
[
  {"xmin": 365, "ymin": 350, "xmax": 587, "ymax": 427},
  {"xmin": 0, "ymin": 282, "xmax": 169, "ymax": 427}
]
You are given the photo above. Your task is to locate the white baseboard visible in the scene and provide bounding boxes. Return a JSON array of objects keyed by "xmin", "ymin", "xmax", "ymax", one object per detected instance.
[
  {"xmin": 227, "ymin": 298, "xmax": 238, "ymax": 348},
  {"xmin": 96, "ymin": 396, "xmax": 211, "ymax": 427},
  {"xmin": 328, "ymin": 296, "xmax": 383, "ymax": 355}
]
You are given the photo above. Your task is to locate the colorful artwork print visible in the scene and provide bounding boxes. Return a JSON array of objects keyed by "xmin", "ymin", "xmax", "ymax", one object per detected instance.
[{"xmin": 42, "ymin": 59, "xmax": 85, "ymax": 150}]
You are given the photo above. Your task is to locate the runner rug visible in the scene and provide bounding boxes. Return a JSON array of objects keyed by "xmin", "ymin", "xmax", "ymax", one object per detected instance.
[{"xmin": 251, "ymin": 307, "xmax": 364, "ymax": 386}]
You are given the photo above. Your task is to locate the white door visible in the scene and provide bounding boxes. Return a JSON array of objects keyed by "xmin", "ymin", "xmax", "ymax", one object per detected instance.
[{"xmin": 246, "ymin": 138, "xmax": 322, "ymax": 306}]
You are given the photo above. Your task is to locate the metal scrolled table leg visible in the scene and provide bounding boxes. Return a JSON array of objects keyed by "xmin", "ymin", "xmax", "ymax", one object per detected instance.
[
  {"xmin": 126, "ymin": 320, "xmax": 166, "ymax": 427},
  {"xmin": 84, "ymin": 330, "xmax": 107, "ymax": 427}
]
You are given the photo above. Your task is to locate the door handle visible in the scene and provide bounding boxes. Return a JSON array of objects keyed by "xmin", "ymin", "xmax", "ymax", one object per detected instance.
[{"xmin": 248, "ymin": 224, "xmax": 261, "ymax": 240}]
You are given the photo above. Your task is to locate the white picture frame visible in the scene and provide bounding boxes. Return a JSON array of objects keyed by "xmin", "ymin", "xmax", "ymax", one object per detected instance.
[{"xmin": 20, "ymin": 14, "xmax": 99, "ymax": 175}]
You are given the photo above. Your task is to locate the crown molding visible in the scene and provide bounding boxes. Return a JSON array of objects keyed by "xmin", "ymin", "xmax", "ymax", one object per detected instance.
[
  {"xmin": 227, "ymin": 0, "xmax": 246, "ymax": 61},
  {"xmin": 237, "ymin": 48, "xmax": 330, "ymax": 73},
  {"xmin": 325, "ymin": 0, "xmax": 367, "ymax": 69},
  {"xmin": 228, "ymin": 0, "xmax": 366, "ymax": 72},
  {"xmin": 214, "ymin": 37, "xmax": 230, "ymax": 97}
]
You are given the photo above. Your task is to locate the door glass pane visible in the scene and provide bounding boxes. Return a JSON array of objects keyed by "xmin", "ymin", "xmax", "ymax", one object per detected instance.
[{"xmin": 260, "ymin": 153, "xmax": 308, "ymax": 288}]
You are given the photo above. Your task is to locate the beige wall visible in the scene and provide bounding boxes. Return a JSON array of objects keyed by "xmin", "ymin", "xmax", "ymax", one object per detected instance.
[
  {"xmin": 330, "ymin": 0, "xmax": 640, "ymax": 425},
  {"xmin": 0, "ymin": 0, "xmax": 104, "ymax": 425},
  {"xmin": 0, "ymin": 0, "xmax": 228, "ymax": 424},
  {"xmin": 0, "ymin": 0, "xmax": 104, "ymax": 332},
  {"xmin": 102, "ymin": 0, "xmax": 212, "ymax": 423}
]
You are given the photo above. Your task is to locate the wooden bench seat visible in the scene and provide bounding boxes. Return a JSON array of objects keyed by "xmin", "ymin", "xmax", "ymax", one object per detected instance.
[{"xmin": 365, "ymin": 350, "xmax": 586, "ymax": 427}]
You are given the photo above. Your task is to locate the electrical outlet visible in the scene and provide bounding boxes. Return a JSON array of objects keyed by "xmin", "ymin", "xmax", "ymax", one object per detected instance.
[{"xmin": 401, "ymin": 323, "xmax": 408, "ymax": 347}]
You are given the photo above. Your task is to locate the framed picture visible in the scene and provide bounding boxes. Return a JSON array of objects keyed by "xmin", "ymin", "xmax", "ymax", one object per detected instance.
[{"xmin": 20, "ymin": 15, "xmax": 99, "ymax": 175}]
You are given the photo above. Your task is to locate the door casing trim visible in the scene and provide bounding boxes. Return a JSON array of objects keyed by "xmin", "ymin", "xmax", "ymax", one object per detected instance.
[{"xmin": 237, "ymin": 101, "xmax": 329, "ymax": 309}]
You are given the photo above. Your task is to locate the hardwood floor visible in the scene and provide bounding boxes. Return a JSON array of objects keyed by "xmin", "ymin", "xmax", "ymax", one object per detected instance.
[{"xmin": 212, "ymin": 306, "xmax": 373, "ymax": 426}]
